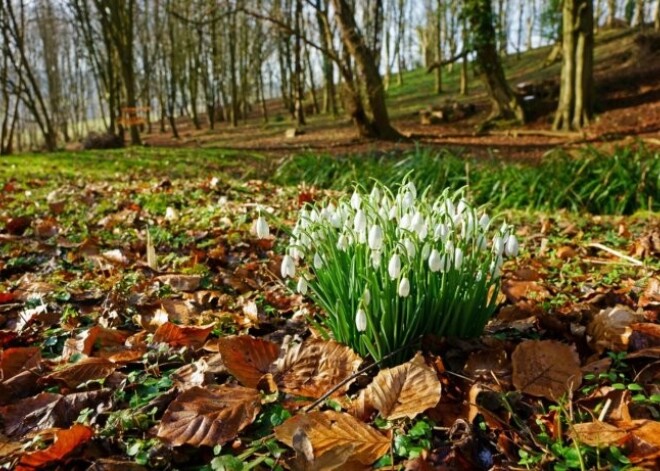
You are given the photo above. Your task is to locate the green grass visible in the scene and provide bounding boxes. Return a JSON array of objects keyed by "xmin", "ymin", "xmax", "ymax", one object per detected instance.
[{"xmin": 274, "ymin": 145, "xmax": 660, "ymax": 215}]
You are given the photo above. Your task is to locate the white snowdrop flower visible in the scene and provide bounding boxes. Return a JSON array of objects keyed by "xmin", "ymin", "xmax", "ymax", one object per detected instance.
[
  {"xmin": 421, "ymin": 243, "xmax": 431, "ymax": 260},
  {"xmin": 399, "ymin": 213, "xmax": 411, "ymax": 230},
  {"xmin": 370, "ymin": 186, "xmax": 381, "ymax": 204},
  {"xmin": 444, "ymin": 199, "xmax": 455, "ymax": 217},
  {"xmin": 358, "ymin": 230, "xmax": 367, "ymax": 244},
  {"xmin": 462, "ymin": 213, "xmax": 475, "ymax": 239},
  {"xmin": 297, "ymin": 277, "xmax": 308, "ymax": 295},
  {"xmin": 309, "ymin": 208, "xmax": 320, "ymax": 223},
  {"xmin": 330, "ymin": 212, "xmax": 343, "ymax": 228},
  {"xmin": 355, "ymin": 308, "xmax": 367, "ymax": 332},
  {"xmin": 254, "ymin": 215, "xmax": 269, "ymax": 239},
  {"xmin": 479, "ymin": 213, "xmax": 490, "ymax": 229},
  {"xmin": 281, "ymin": 255, "xmax": 296, "ymax": 278},
  {"xmin": 493, "ymin": 235, "xmax": 504, "ymax": 256},
  {"xmin": 405, "ymin": 181, "xmax": 417, "ymax": 198},
  {"xmin": 299, "ymin": 233, "xmax": 312, "ymax": 248},
  {"xmin": 368, "ymin": 225, "xmax": 384, "ymax": 251},
  {"xmin": 354, "ymin": 210, "xmax": 367, "ymax": 233},
  {"xmin": 457, "ymin": 199, "xmax": 468, "ymax": 215},
  {"xmin": 337, "ymin": 234, "xmax": 348, "ymax": 251},
  {"xmin": 411, "ymin": 212, "xmax": 424, "ymax": 232},
  {"xmin": 476, "ymin": 234, "xmax": 487, "ymax": 251},
  {"xmin": 388, "ymin": 253, "xmax": 401, "ymax": 279},
  {"xmin": 403, "ymin": 239, "xmax": 416, "ymax": 258},
  {"xmin": 290, "ymin": 246, "xmax": 304, "ymax": 261},
  {"xmin": 490, "ymin": 254, "xmax": 503, "ymax": 278},
  {"xmin": 371, "ymin": 250, "xmax": 382, "ymax": 269},
  {"xmin": 363, "ymin": 288, "xmax": 371, "ymax": 305},
  {"xmin": 313, "ymin": 253, "xmax": 324, "ymax": 269},
  {"xmin": 434, "ymin": 223, "xmax": 448, "ymax": 240},
  {"xmin": 401, "ymin": 191, "xmax": 415, "ymax": 210},
  {"xmin": 445, "ymin": 240, "xmax": 455, "ymax": 255},
  {"xmin": 378, "ymin": 207, "xmax": 388, "ymax": 220},
  {"xmin": 429, "ymin": 249, "xmax": 443, "ymax": 272},
  {"xmin": 417, "ymin": 222, "xmax": 428, "ymax": 240},
  {"xmin": 505, "ymin": 234, "xmax": 519, "ymax": 257},
  {"xmin": 350, "ymin": 191, "xmax": 362, "ymax": 210},
  {"xmin": 454, "ymin": 247, "xmax": 464, "ymax": 270},
  {"xmin": 388, "ymin": 205, "xmax": 398, "ymax": 220},
  {"xmin": 398, "ymin": 277, "xmax": 411, "ymax": 297}
]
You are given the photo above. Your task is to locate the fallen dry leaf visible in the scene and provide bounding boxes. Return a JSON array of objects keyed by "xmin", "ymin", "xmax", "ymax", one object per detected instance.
[
  {"xmin": 155, "ymin": 274, "xmax": 201, "ymax": 292},
  {"xmin": 501, "ymin": 280, "xmax": 550, "ymax": 303},
  {"xmin": 571, "ymin": 420, "xmax": 628, "ymax": 447},
  {"xmin": 157, "ymin": 385, "xmax": 260, "ymax": 447},
  {"xmin": 273, "ymin": 339, "xmax": 362, "ymax": 399},
  {"xmin": 0, "ymin": 347, "xmax": 41, "ymax": 381},
  {"xmin": 40, "ymin": 358, "xmax": 117, "ymax": 389},
  {"xmin": 152, "ymin": 322, "xmax": 214, "ymax": 349},
  {"xmin": 62, "ymin": 326, "xmax": 131, "ymax": 359},
  {"xmin": 275, "ymin": 410, "xmax": 390, "ymax": 465},
  {"xmin": 512, "ymin": 340, "xmax": 582, "ymax": 400},
  {"xmin": 587, "ymin": 305, "xmax": 642, "ymax": 353},
  {"xmin": 361, "ymin": 353, "xmax": 441, "ymax": 420},
  {"xmin": 217, "ymin": 335, "xmax": 280, "ymax": 388},
  {"xmin": 16, "ymin": 424, "xmax": 93, "ymax": 471}
]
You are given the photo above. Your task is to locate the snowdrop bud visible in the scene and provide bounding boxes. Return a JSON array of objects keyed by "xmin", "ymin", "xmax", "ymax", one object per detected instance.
[
  {"xmin": 370, "ymin": 186, "xmax": 381, "ymax": 204},
  {"xmin": 417, "ymin": 222, "xmax": 428, "ymax": 240},
  {"xmin": 330, "ymin": 212, "xmax": 343, "ymax": 228},
  {"xmin": 476, "ymin": 234, "xmax": 487, "ymax": 251},
  {"xmin": 313, "ymin": 253, "xmax": 324, "ymax": 269},
  {"xmin": 454, "ymin": 247, "xmax": 464, "ymax": 270},
  {"xmin": 505, "ymin": 234, "xmax": 519, "ymax": 257},
  {"xmin": 354, "ymin": 210, "xmax": 367, "ymax": 233},
  {"xmin": 337, "ymin": 234, "xmax": 348, "ymax": 251},
  {"xmin": 399, "ymin": 213, "xmax": 411, "ymax": 230},
  {"xmin": 493, "ymin": 235, "xmax": 504, "ymax": 256},
  {"xmin": 378, "ymin": 207, "xmax": 389, "ymax": 220},
  {"xmin": 281, "ymin": 255, "xmax": 295, "ymax": 278},
  {"xmin": 165, "ymin": 206, "xmax": 179, "ymax": 221},
  {"xmin": 368, "ymin": 225, "xmax": 384, "ymax": 250},
  {"xmin": 490, "ymin": 254, "xmax": 503, "ymax": 278},
  {"xmin": 398, "ymin": 277, "xmax": 411, "ymax": 297},
  {"xmin": 355, "ymin": 308, "xmax": 367, "ymax": 332},
  {"xmin": 290, "ymin": 246, "xmax": 303, "ymax": 260},
  {"xmin": 255, "ymin": 216, "xmax": 269, "ymax": 239},
  {"xmin": 406, "ymin": 181, "xmax": 417, "ymax": 198},
  {"xmin": 388, "ymin": 253, "xmax": 401, "ymax": 279},
  {"xmin": 444, "ymin": 199, "xmax": 455, "ymax": 217},
  {"xmin": 350, "ymin": 191, "xmax": 362, "ymax": 210},
  {"xmin": 371, "ymin": 250, "xmax": 382, "ymax": 268},
  {"xmin": 388, "ymin": 205, "xmax": 398, "ymax": 220},
  {"xmin": 457, "ymin": 199, "xmax": 468, "ymax": 215},
  {"xmin": 402, "ymin": 191, "xmax": 414, "ymax": 210},
  {"xmin": 479, "ymin": 213, "xmax": 490, "ymax": 229},
  {"xmin": 421, "ymin": 243, "xmax": 431, "ymax": 260},
  {"xmin": 429, "ymin": 249, "xmax": 442, "ymax": 272},
  {"xmin": 475, "ymin": 270, "xmax": 483, "ymax": 282},
  {"xmin": 297, "ymin": 277, "xmax": 308, "ymax": 295},
  {"xmin": 434, "ymin": 223, "xmax": 448, "ymax": 240},
  {"xmin": 363, "ymin": 288, "xmax": 371, "ymax": 305},
  {"xmin": 404, "ymin": 239, "xmax": 416, "ymax": 258},
  {"xmin": 411, "ymin": 212, "xmax": 424, "ymax": 232}
]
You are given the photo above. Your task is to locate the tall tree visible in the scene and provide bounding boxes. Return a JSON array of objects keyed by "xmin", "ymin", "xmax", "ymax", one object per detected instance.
[
  {"xmin": 554, "ymin": 0, "xmax": 595, "ymax": 130},
  {"xmin": 464, "ymin": 0, "xmax": 525, "ymax": 122},
  {"xmin": 330, "ymin": 0, "xmax": 401, "ymax": 139}
]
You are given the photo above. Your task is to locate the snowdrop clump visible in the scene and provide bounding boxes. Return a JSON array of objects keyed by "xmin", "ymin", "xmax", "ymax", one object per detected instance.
[{"xmin": 279, "ymin": 181, "xmax": 518, "ymax": 363}]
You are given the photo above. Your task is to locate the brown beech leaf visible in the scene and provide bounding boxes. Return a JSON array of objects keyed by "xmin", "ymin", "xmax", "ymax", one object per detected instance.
[
  {"xmin": 155, "ymin": 274, "xmax": 201, "ymax": 292},
  {"xmin": 275, "ymin": 410, "xmax": 390, "ymax": 465},
  {"xmin": 16, "ymin": 424, "xmax": 93, "ymax": 471},
  {"xmin": 501, "ymin": 280, "xmax": 550, "ymax": 303},
  {"xmin": 571, "ymin": 421, "xmax": 629, "ymax": 447},
  {"xmin": 362, "ymin": 353, "xmax": 441, "ymax": 420},
  {"xmin": 217, "ymin": 335, "xmax": 279, "ymax": 388},
  {"xmin": 273, "ymin": 339, "xmax": 362, "ymax": 399},
  {"xmin": 40, "ymin": 358, "xmax": 117, "ymax": 389},
  {"xmin": 62, "ymin": 326, "xmax": 131, "ymax": 359},
  {"xmin": 512, "ymin": 340, "xmax": 582, "ymax": 400},
  {"xmin": 152, "ymin": 322, "xmax": 214, "ymax": 349},
  {"xmin": 1, "ymin": 390, "xmax": 112, "ymax": 437},
  {"xmin": 157, "ymin": 385, "xmax": 260, "ymax": 447},
  {"xmin": 0, "ymin": 346, "xmax": 41, "ymax": 381},
  {"xmin": 587, "ymin": 306, "xmax": 642, "ymax": 353}
]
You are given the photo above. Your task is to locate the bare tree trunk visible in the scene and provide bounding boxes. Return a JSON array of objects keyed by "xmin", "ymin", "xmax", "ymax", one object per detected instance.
[
  {"xmin": 331, "ymin": 0, "xmax": 402, "ymax": 139},
  {"xmin": 435, "ymin": 0, "xmax": 443, "ymax": 94},
  {"xmin": 526, "ymin": 0, "xmax": 536, "ymax": 50},
  {"xmin": 554, "ymin": 0, "xmax": 594, "ymax": 130},
  {"xmin": 655, "ymin": 0, "xmax": 660, "ymax": 29},
  {"xmin": 460, "ymin": 17, "xmax": 469, "ymax": 95},
  {"xmin": 465, "ymin": 0, "xmax": 525, "ymax": 122},
  {"xmin": 633, "ymin": 0, "xmax": 646, "ymax": 27},
  {"xmin": 316, "ymin": 0, "xmax": 337, "ymax": 115},
  {"xmin": 293, "ymin": 0, "xmax": 306, "ymax": 125},
  {"xmin": 607, "ymin": 0, "xmax": 617, "ymax": 26}
]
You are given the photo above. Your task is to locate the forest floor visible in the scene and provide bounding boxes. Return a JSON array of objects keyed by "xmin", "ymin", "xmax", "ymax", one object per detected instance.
[
  {"xmin": 127, "ymin": 27, "xmax": 660, "ymax": 161},
  {"xmin": 0, "ymin": 147, "xmax": 659, "ymax": 469}
]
